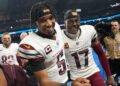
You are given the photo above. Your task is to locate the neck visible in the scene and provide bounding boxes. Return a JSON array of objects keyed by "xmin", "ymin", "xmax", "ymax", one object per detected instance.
[
  {"xmin": 65, "ymin": 29, "xmax": 80, "ymax": 40},
  {"xmin": 3, "ymin": 44, "xmax": 10, "ymax": 48}
]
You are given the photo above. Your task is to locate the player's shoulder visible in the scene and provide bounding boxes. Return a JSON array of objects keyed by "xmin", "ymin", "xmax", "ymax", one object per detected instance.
[
  {"xmin": 0, "ymin": 44, "xmax": 3, "ymax": 47},
  {"xmin": 61, "ymin": 29, "xmax": 65, "ymax": 34},
  {"xmin": 55, "ymin": 22, "xmax": 61, "ymax": 29},
  {"xmin": 80, "ymin": 25, "xmax": 95, "ymax": 30},
  {"xmin": 18, "ymin": 42, "xmax": 40, "ymax": 59},
  {"xmin": 19, "ymin": 34, "xmax": 35, "ymax": 49},
  {"xmin": 80, "ymin": 25, "xmax": 96, "ymax": 33},
  {"xmin": 11, "ymin": 43, "xmax": 19, "ymax": 49},
  {"xmin": 19, "ymin": 43, "xmax": 35, "ymax": 51},
  {"xmin": 20, "ymin": 32, "xmax": 36, "ymax": 44},
  {"xmin": 11, "ymin": 43, "xmax": 19, "ymax": 46},
  {"xmin": 19, "ymin": 32, "xmax": 42, "ymax": 52},
  {"xmin": 0, "ymin": 44, "xmax": 3, "ymax": 50},
  {"xmin": 54, "ymin": 22, "xmax": 62, "ymax": 34}
]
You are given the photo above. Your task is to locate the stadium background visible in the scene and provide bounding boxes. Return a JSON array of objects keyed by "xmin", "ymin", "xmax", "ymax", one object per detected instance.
[{"xmin": 0, "ymin": 0, "xmax": 120, "ymax": 82}]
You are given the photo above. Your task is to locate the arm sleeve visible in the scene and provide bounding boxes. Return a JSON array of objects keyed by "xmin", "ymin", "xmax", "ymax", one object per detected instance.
[
  {"xmin": 92, "ymin": 43, "xmax": 112, "ymax": 77},
  {"xmin": 91, "ymin": 26, "xmax": 98, "ymax": 40},
  {"xmin": 18, "ymin": 44, "xmax": 46, "ymax": 72},
  {"xmin": 27, "ymin": 58, "xmax": 45, "ymax": 72}
]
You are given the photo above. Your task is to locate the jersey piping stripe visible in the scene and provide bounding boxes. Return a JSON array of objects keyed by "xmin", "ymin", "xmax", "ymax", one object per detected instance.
[{"xmin": 18, "ymin": 47, "xmax": 40, "ymax": 55}]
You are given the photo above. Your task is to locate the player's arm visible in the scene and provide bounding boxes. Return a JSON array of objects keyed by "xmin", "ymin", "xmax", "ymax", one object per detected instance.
[
  {"xmin": 27, "ymin": 57, "xmax": 63, "ymax": 86},
  {"xmin": 18, "ymin": 44, "xmax": 65, "ymax": 86},
  {"xmin": 23, "ymin": 54, "xmax": 90, "ymax": 86},
  {"xmin": 0, "ymin": 68, "xmax": 7, "ymax": 86},
  {"xmin": 92, "ymin": 38, "xmax": 111, "ymax": 76},
  {"xmin": 90, "ymin": 26, "xmax": 112, "ymax": 77},
  {"xmin": 34, "ymin": 69, "xmax": 63, "ymax": 86},
  {"xmin": 30, "ymin": 59, "xmax": 91, "ymax": 86},
  {"xmin": 18, "ymin": 44, "xmax": 91, "ymax": 86},
  {"xmin": 34, "ymin": 69, "xmax": 91, "ymax": 86},
  {"xmin": 92, "ymin": 38, "xmax": 116, "ymax": 86}
]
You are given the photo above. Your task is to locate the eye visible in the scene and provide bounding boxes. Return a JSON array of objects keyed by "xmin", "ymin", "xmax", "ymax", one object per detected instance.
[
  {"xmin": 38, "ymin": 15, "xmax": 54, "ymax": 23},
  {"xmin": 68, "ymin": 19, "xmax": 73, "ymax": 23},
  {"xmin": 75, "ymin": 19, "xmax": 79, "ymax": 22},
  {"xmin": 38, "ymin": 19, "xmax": 47, "ymax": 23}
]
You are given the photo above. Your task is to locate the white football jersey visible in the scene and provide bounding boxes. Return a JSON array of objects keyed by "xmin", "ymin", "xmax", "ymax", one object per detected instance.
[
  {"xmin": 0, "ymin": 43, "xmax": 19, "ymax": 65},
  {"xmin": 62, "ymin": 25, "xmax": 100, "ymax": 80},
  {"xmin": 18, "ymin": 22, "xmax": 68, "ymax": 83}
]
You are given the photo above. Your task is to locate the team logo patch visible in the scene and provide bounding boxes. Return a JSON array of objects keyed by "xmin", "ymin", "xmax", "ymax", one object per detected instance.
[
  {"xmin": 44, "ymin": 45, "xmax": 52, "ymax": 54},
  {"xmin": 64, "ymin": 43, "xmax": 69, "ymax": 49}
]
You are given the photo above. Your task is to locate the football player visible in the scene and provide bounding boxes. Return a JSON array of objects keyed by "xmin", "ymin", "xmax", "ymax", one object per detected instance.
[
  {"xmin": 18, "ymin": 2, "xmax": 91, "ymax": 86},
  {"xmin": 0, "ymin": 32, "xmax": 32, "ymax": 86},
  {"xmin": 0, "ymin": 32, "xmax": 19, "ymax": 65},
  {"xmin": 62, "ymin": 9, "xmax": 116, "ymax": 86}
]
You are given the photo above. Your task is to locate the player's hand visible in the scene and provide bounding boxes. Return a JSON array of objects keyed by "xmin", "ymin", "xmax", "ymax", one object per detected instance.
[
  {"xmin": 72, "ymin": 77, "xmax": 91, "ymax": 86},
  {"xmin": 107, "ymin": 76, "xmax": 117, "ymax": 86}
]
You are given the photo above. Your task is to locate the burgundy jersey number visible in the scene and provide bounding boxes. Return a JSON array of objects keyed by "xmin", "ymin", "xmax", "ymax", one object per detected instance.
[
  {"xmin": 71, "ymin": 49, "xmax": 89, "ymax": 69},
  {"xmin": 57, "ymin": 50, "xmax": 67, "ymax": 75}
]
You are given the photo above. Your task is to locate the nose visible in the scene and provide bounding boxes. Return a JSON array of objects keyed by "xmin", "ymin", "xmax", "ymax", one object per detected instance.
[
  {"xmin": 73, "ymin": 21, "xmax": 77, "ymax": 26},
  {"xmin": 46, "ymin": 19, "xmax": 52, "ymax": 25}
]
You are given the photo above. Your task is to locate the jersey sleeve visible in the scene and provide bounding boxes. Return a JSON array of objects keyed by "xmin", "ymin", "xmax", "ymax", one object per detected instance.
[
  {"xmin": 90, "ymin": 25, "xmax": 98, "ymax": 40},
  {"xmin": 18, "ymin": 43, "xmax": 46, "ymax": 72},
  {"xmin": 14, "ymin": 43, "xmax": 19, "ymax": 52},
  {"xmin": 18, "ymin": 44, "xmax": 43, "ymax": 59}
]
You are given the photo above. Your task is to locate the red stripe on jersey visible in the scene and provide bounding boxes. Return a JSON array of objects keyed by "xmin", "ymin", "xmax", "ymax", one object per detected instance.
[
  {"xmin": 19, "ymin": 44, "xmax": 35, "ymax": 50},
  {"xmin": 93, "ymin": 43, "xmax": 112, "ymax": 77}
]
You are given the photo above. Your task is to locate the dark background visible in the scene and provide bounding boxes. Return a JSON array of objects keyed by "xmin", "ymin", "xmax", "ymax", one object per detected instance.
[{"xmin": 0, "ymin": 0, "xmax": 120, "ymax": 33}]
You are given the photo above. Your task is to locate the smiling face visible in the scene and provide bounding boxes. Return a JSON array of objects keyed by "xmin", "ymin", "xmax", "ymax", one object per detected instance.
[
  {"xmin": 36, "ymin": 14, "xmax": 56, "ymax": 38},
  {"xmin": 1, "ymin": 33, "xmax": 11, "ymax": 47},
  {"xmin": 30, "ymin": 2, "xmax": 57, "ymax": 39},
  {"xmin": 111, "ymin": 21, "xmax": 120, "ymax": 34},
  {"xmin": 64, "ymin": 10, "xmax": 80, "ymax": 35},
  {"xmin": 65, "ymin": 17, "xmax": 80, "ymax": 34}
]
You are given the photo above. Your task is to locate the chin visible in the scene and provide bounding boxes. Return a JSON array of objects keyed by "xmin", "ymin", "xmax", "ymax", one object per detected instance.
[{"xmin": 73, "ymin": 31, "xmax": 78, "ymax": 34}]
